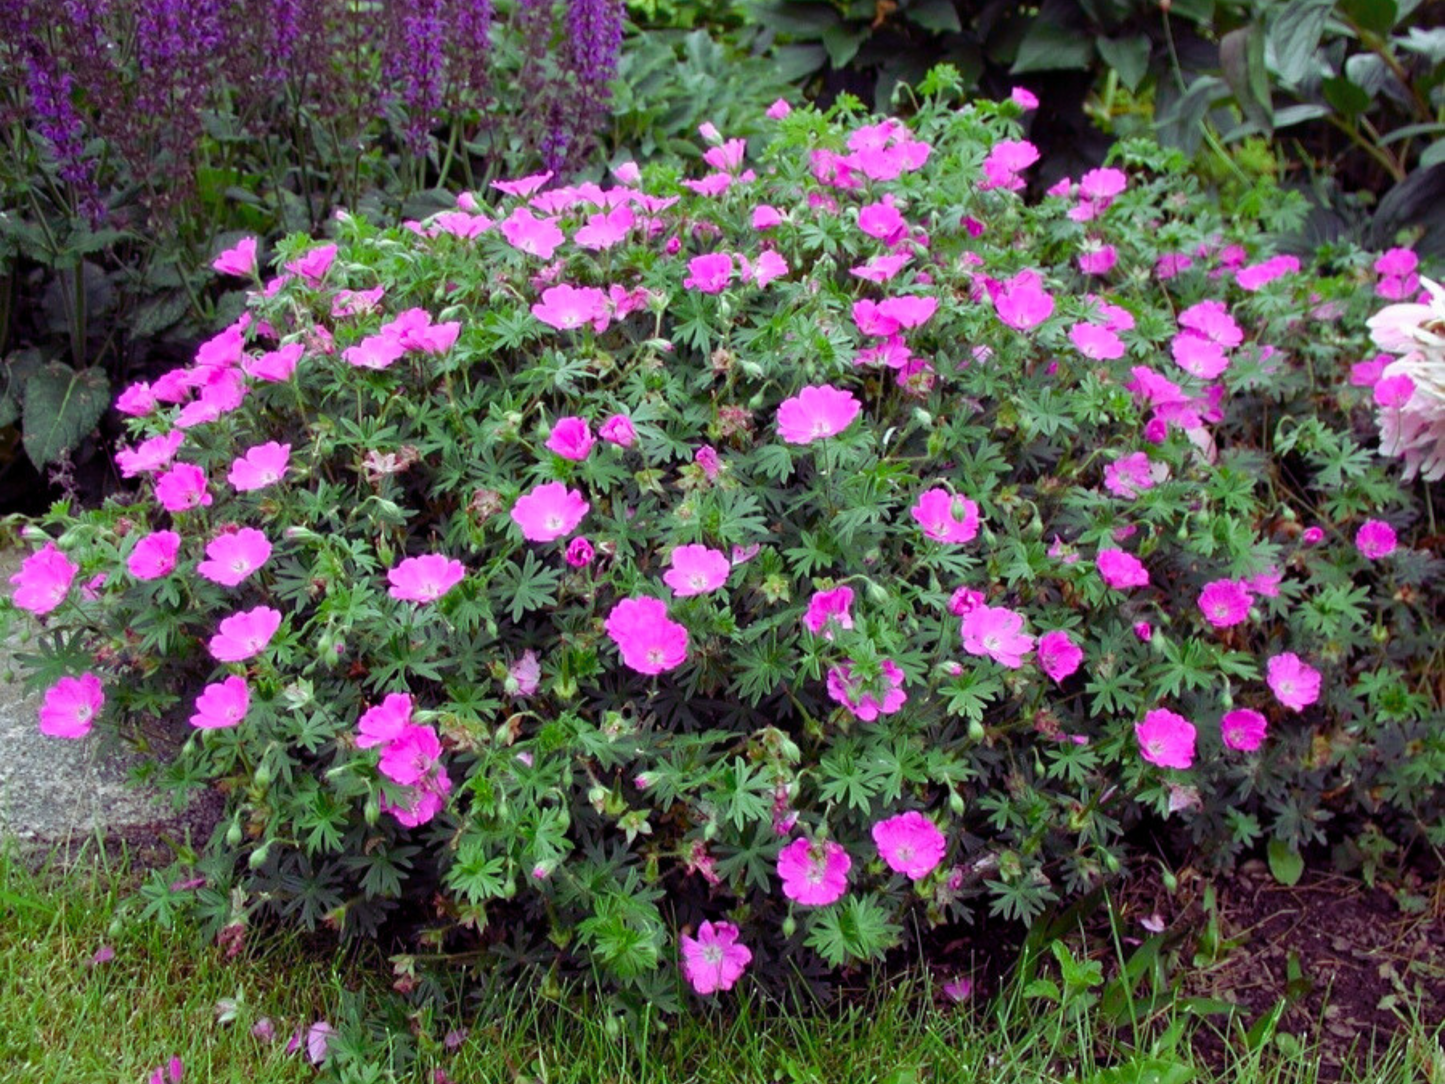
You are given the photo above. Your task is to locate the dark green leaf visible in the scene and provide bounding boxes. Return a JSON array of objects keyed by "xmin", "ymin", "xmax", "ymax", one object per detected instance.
[
  {"xmin": 821, "ymin": 23, "xmax": 867, "ymax": 68},
  {"xmin": 1011, "ymin": 15, "xmax": 1094, "ymax": 74},
  {"xmin": 1321, "ymin": 75, "xmax": 1371, "ymax": 115},
  {"xmin": 1340, "ymin": 0, "xmax": 1397, "ymax": 34},
  {"xmin": 1096, "ymin": 35, "xmax": 1151, "ymax": 92},
  {"xmin": 22, "ymin": 363, "xmax": 110, "ymax": 468},
  {"xmin": 1221, "ymin": 26, "xmax": 1273, "ymax": 135},
  {"xmin": 1267, "ymin": 0, "xmax": 1333, "ymax": 85},
  {"xmin": 907, "ymin": 0, "xmax": 962, "ymax": 34}
]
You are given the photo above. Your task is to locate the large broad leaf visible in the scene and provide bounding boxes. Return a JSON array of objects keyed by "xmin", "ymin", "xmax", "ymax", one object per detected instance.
[
  {"xmin": 906, "ymin": 0, "xmax": 962, "ymax": 34},
  {"xmin": 22, "ymin": 362, "xmax": 110, "ymax": 468},
  {"xmin": 1340, "ymin": 0, "xmax": 1398, "ymax": 34},
  {"xmin": 1097, "ymin": 35, "xmax": 1151, "ymax": 92},
  {"xmin": 1221, "ymin": 25, "xmax": 1273, "ymax": 135},
  {"xmin": 1267, "ymin": 0, "xmax": 1332, "ymax": 85},
  {"xmin": 1012, "ymin": 12, "xmax": 1094, "ymax": 73}
]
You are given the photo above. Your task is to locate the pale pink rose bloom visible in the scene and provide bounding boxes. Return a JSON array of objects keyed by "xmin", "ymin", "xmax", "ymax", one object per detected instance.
[
  {"xmin": 116, "ymin": 430, "xmax": 185, "ymax": 477},
  {"xmin": 1266, "ymin": 653, "xmax": 1321, "ymax": 712},
  {"xmin": 388, "ymin": 554, "xmax": 465, "ymax": 603},
  {"xmin": 499, "ymin": 207, "xmax": 565, "ymax": 259},
  {"xmin": 356, "ymin": 693, "xmax": 415, "ymax": 748},
  {"xmin": 871, "ymin": 811, "xmax": 946, "ymax": 880},
  {"xmin": 190, "ymin": 675, "xmax": 250, "ymax": 729},
  {"xmin": 683, "ymin": 253, "xmax": 734, "ymax": 294},
  {"xmin": 532, "ymin": 284, "xmax": 609, "ymax": 331},
  {"xmin": 196, "ymin": 528, "xmax": 272, "ymax": 587},
  {"xmin": 228, "ymin": 442, "xmax": 291, "ymax": 492},
  {"xmin": 802, "ymin": 586, "xmax": 854, "ymax": 638},
  {"xmin": 992, "ymin": 269, "xmax": 1054, "ymax": 330},
  {"xmin": 1355, "ymin": 519, "xmax": 1397, "ymax": 559},
  {"xmin": 1197, "ymin": 579, "xmax": 1253, "ymax": 628},
  {"xmin": 208, "ymin": 606, "xmax": 282, "ymax": 662},
  {"xmin": 546, "ymin": 416, "xmax": 595, "ymax": 461},
  {"xmin": 960, "ymin": 606, "xmax": 1035, "ymax": 669},
  {"xmin": 9, "ymin": 542, "xmax": 78, "ymax": 614},
  {"xmin": 681, "ymin": 921, "xmax": 752, "ymax": 995},
  {"xmin": 826, "ymin": 660, "xmax": 907, "ymax": 721},
  {"xmin": 128, "ymin": 531, "xmax": 182, "ymax": 581},
  {"xmin": 1097, "ymin": 549, "xmax": 1149, "ymax": 589},
  {"xmin": 776, "ymin": 838, "xmax": 850, "ymax": 906},
  {"xmin": 1036, "ymin": 630, "xmax": 1083, "ymax": 682},
  {"xmin": 776, "ymin": 384, "xmax": 861, "ymax": 444},
  {"xmin": 911, "ymin": 488, "xmax": 980, "ymax": 544},
  {"xmin": 605, "ymin": 596, "xmax": 688, "ymax": 674},
  {"xmin": 1135, "ymin": 708, "xmax": 1197, "ymax": 769},
  {"xmin": 1221, "ymin": 708, "xmax": 1268, "ymax": 751},
  {"xmin": 511, "ymin": 482, "xmax": 589, "ymax": 542},
  {"xmin": 1070, "ymin": 322, "xmax": 1125, "ymax": 360},
  {"xmin": 211, "ymin": 237, "xmax": 257, "ymax": 277},
  {"xmin": 285, "ymin": 244, "xmax": 336, "ymax": 286},
  {"xmin": 1104, "ymin": 452, "xmax": 1156, "ymax": 498},
  {"xmin": 663, "ymin": 544, "xmax": 731, "ymax": 597},
  {"xmin": 598, "ymin": 413, "xmax": 637, "ymax": 447},
  {"xmin": 38, "ymin": 672, "xmax": 104, "ymax": 738}
]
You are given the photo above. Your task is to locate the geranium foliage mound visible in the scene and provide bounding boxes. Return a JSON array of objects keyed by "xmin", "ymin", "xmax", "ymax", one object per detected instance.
[{"xmin": 8, "ymin": 80, "xmax": 1442, "ymax": 1005}]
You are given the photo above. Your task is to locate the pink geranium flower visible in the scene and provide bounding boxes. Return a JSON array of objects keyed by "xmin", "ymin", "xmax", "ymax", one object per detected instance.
[
  {"xmin": 605, "ymin": 596, "xmax": 689, "ymax": 674},
  {"xmin": 1236, "ymin": 254, "xmax": 1300, "ymax": 291},
  {"xmin": 357, "ymin": 693, "xmax": 414, "ymax": 748},
  {"xmin": 776, "ymin": 384, "xmax": 861, "ymax": 444},
  {"xmin": 128, "ymin": 530, "xmax": 182, "ymax": 581},
  {"xmin": 243, "ymin": 343, "xmax": 303, "ymax": 382},
  {"xmin": 342, "ymin": 334, "xmax": 406, "ymax": 371},
  {"xmin": 683, "ymin": 253, "xmax": 734, "ymax": 294},
  {"xmin": 753, "ymin": 204, "xmax": 784, "ymax": 230},
  {"xmin": 155, "ymin": 463, "xmax": 212, "ymax": 512},
  {"xmin": 1221, "ymin": 708, "xmax": 1268, "ymax": 752},
  {"xmin": 960, "ymin": 606, "xmax": 1035, "ymax": 669},
  {"xmin": 208, "ymin": 606, "xmax": 282, "ymax": 662},
  {"xmin": 871, "ymin": 811, "xmax": 946, "ymax": 880},
  {"xmin": 802, "ymin": 585, "xmax": 854, "ymax": 639},
  {"xmin": 212, "ymin": 237, "xmax": 257, "ymax": 277},
  {"xmin": 285, "ymin": 244, "xmax": 336, "ymax": 286},
  {"xmin": 1197, "ymin": 579, "xmax": 1253, "ymax": 627},
  {"xmin": 9, "ymin": 542, "xmax": 78, "ymax": 615},
  {"xmin": 499, "ymin": 207, "xmax": 565, "ymax": 259},
  {"xmin": 748, "ymin": 249, "xmax": 789, "ymax": 288},
  {"xmin": 1355, "ymin": 519, "xmax": 1397, "ymax": 559},
  {"xmin": 680, "ymin": 921, "xmax": 752, "ymax": 995},
  {"xmin": 776, "ymin": 837, "xmax": 850, "ymax": 906},
  {"xmin": 1171, "ymin": 333, "xmax": 1230, "ymax": 379},
  {"xmin": 546, "ymin": 416, "xmax": 594, "ymax": 461},
  {"xmin": 38, "ymin": 672, "xmax": 104, "ymax": 738},
  {"xmin": 190, "ymin": 675, "xmax": 250, "ymax": 729},
  {"xmin": 382, "ymin": 769, "xmax": 451, "ymax": 828},
  {"xmin": 826, "ymin": 660, "xmax": 907, "ymax": 721},
  {"xmin": 911, "ymin": 488, "xmax": 980, "ymax": 543},
  {"xmin": 532, "ymin": 284, "xmax": 610, "ymax": 331},
  {"xmin": 574, "ymin": 205, "xmax": 634, "ymax": 251},
  {"xmin": 228, "ymin": 442, "xmax": 291, "ymax": 492},
  {"xmin": 1178, "ymin": 300, "xmax": 1243, "ymax": 348},
  {"xmin": 858, "ymin": 198, "xmax": 908, "ymax": 243},
  {"xmin": 388, "ymin": 554, "xmax": 466, "ymax": 603},
  {"xmin": 979, "ymin": 139, "xmax": 1039, "ymax": 191},
  {"xmin": 511, "ymin": 482, "xmax": 589, "ymax": 542},
  {"xmin": 1104, "ymin": 452, "xmax": 1157, "ymax": 498},
  {"xmin": 1266, "ymin": 653, "xmax": 1321, "ymax": 712},
  {"xmin": 877, "ymin": 295, "xmax": 937, "ymax": 329},
  {"xmin": 1136, "ymin": 708, "xmax": 1196, "ymax": 769},
  {"xmin": 116, "ymin": 430, "xmax": 185, "ymax": 477},
  {"xmin": 196, "ymin": 528, "xmax": 272, "ymax": 587},
  {"xmin": 663, "ymin": 544, "xmax": 730, "ymax": 596},
  {"xmin": 1070, "ymin": 322, "xmax": 1125, "ymax": 360},
  {"xmin": 1036, "ymin": 630, "xmax": 1083, "ymax": 682},
  {"xmin": 378, "ymin": 724, "xmax": 443, "ymax": 786},
  {"xmin": 508, "ymin": 651, "xmax": 541, "ymax": 697},
  {"xmin": 115, "ymin": 381, "xmax": 158, "ymax": 416},
  {"xmin": 565, "ymin": 536, "xmax": 594, "ymax": 568},
  {"xmin": 992, "ymin": 269, "xmax": 1054, "ymax": 330},
  {"xmin": 1097, "ymin": 549, "xmax": 1149, "ymax": 589},
  {"xmin": 599, "ymin": 413, "xmax": 636, "ymax": 447}
]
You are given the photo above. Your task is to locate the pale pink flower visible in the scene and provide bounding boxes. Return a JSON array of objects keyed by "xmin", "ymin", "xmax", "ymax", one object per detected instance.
[
  {"xmin": 1171, "ymin": 333, "xmax": 1230, "ymax": 379},
  {"xmin": 752, "ymin": 204, "xmax": 784, "ymax": 230},
  {"xmin": 680, "ymin": 921, "xmax": 752, "ymax": 995},
  {"xmin": 196, "ymin": 528, "xmax": 272, "ymax": 587},
  {"xmin": 38, "ymin": 672, "xmax": 103, "ymax": 738},
  {"xmin": 190, "ymin": 675, "xmax": 250, "ymax": 729},
  {"xmin": 574, "ymin": 205, "xmax": 635, "ymax": 250},
  {"xmin": 1355, "ymin": 519, "xmax": 1397, "ymax": 559},
  {"xmin": 228, "ymin": 442, "xmax": 290, "ymax": 492},
  {"xmin": 1070, "ymin": 322, "xmax": 1125, "ymax": 360},
  {"xmin": 128, "ymin": 530, "xmax": 182, "ymax": 581},
  {"xmin": 871, "ymin": 811, "xmax": 946, "ymax": 880},
  {"xmin": 992, "ymin": 269, "xmax": 1054, "ymax": 330},
  {"xmin": 826, "ymin": 660, "xmax": 907, "ymax": 721},
  {"xmin": 1097, "ymin": 549, "xmax": 1149, "ymax": 589},
  {"xmin": 343, "ymin": 334, "xmax": 406, "ymax": 371},
  {"xmin": 9, "ymin": 542, "xmax": 78, "ymax": 614},
  {"xmin": 243, "ymin": 342, "xmax": 303, "ymax": 382},
  {"xmin": 492, "ymin": 170, "xmax": 553, "ymax": 197},
  {"xmin": 1197, "ymin": 579, "xmax": 1252, "ymax": 627},
  {"xmin": 961, "ymin": 606, "xmax": 1034, "ymax": 669},
  {"xmin": 1135, "ymin": 709, "xmax": 1196, "ymax": 769},
  {"xmin": 305, "ymin": 1022, "xmax": 336, "ymax": 1065},
  {"xmin": 285, "ymin": 244, "xmax": 336, "ymax": 286},
  {"xmin": 155, "ymin": 463, "xmax": 212, "ymax": 511},
  {"xmin": 546, "ymin": 416, "xmax": 594, "ymax": 460},
  {"xmin": 511, "ymin": 482, "xmax": 589, "ymax": 542},
  {"xmin": 1036, "ymin": 630, "xmax": 1083, "ymax": 682},
  {"xmin": 776, "ymin": 384, "xmax": 861, "ymax": 444},
  {"xmin": 532, "ymin": 284, "xmax": 609, "ymax": 331},
  {"xmin": 1221, "ymin": 708, "xmax": 1268, "ymax": 752},
  {"xmin": 565, "ymin": 536, "xmax": 594, "ymax": 568},
  {"xmin": 507, "ymin": 651, "xmax": 540, "ymax": 697},
  {"xmin": 1266, "ymin": 653, "xmax": 1321, "ymax": 712},
  {"xmin": 663, "ymin": 544, "xmax": 730, "ymax": 596},
  {"xmin": 749, "ymin": 249, "xmax": 789, "ymax": 287},
  {"xmin": 357, "ymin": 693, "xmax": 415, "ymax": 747},
  {"xmin": 212, "ymin": 237, "xmax": 257, "ymax": 277},
  {"xmin": 776, "ymin": 837, "xmax": 850, "ymax": 906},
  {"xmin": 116, "ymin": 430, "xmax": 185, "ymax": 477},
  {"xmin": 766, "ymin": 98, "xmax": 792, "ymax": 119},
  {"xmin": 683, "ymin": 253, "xmax": 734, "ymax": 294},
  {"xmin": 599, "ymin": 413, "xmax": 636, "ymax": 447},
  {"xmin": 499, "ymin": 207, "xmax": 565, "ymax": 259},
  {"xmin": 1244, "ymin": 566, "xmax": 1283, "ymax": 597},
  {"xmin": 803, "ymin": 586, "xmax": 854, "ymax": 638},
  {"xmin": 911, "ymin": 488, "xmax": 979, "ymax": 544},
  {"xmin": 208, "ymin": 606, "xmax": 282, "ymax": 662},
  {"xmin": 1178, "ymin": 300, "xmax": 1243, "ymax": 348},
  {"xmin": 605, "ymin": 596, "xmax": 689, "ymax": 674},
  {"xmin": 1104, "ymin": 452, "xmax": 1157, "ymax": 498},
  {"xmin": 388, "ymin": 554, "xmax": 466, "ymax": 603}
]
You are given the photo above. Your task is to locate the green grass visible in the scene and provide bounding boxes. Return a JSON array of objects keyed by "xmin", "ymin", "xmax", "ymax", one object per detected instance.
[{"xmin": 1, "ymin": 842, "xmax": 1440, "ymax": 1084}]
